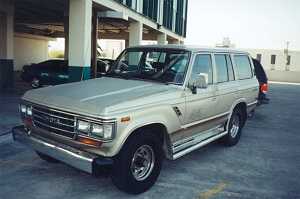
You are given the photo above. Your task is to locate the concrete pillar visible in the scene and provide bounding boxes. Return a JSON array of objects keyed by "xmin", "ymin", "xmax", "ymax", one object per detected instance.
[
  {"xmin": 157, "ymin": 32, "xmax": 167, "ymax": 45},
  {"xmin": 64, "ymin": 14, "xmax": 69, "ymax": 60},
  {"xmin": 169, "ymin": 39, "xmax": 180, "ymax": 44},
  {"xmin": 172, "ymin": 0, "xmax": 177, "ymax": 32},
  {"xmin": 0, "ymin": 0, "xmax": 14, "ymax": 89},
  {"xmin": 125, "ymin": 39, "xmax": 129, "ymax": 48},
  {"xmin": 0, "ymin": 0, "xmax": 14, "ymax": 60},
  {"xmin": 158, "ymin": 0, "xmax": 164, "ymax": 25},
  {"xmin": 128, "ymin": 21, "xmax": 142, "ymax": 47},
  {"xmin": 91, "ymin": 8, "xmax": 98, "ymax": 78},
  {"xmin": 68, "ymin": 0, "xmax": 92, "ymax": 82}
]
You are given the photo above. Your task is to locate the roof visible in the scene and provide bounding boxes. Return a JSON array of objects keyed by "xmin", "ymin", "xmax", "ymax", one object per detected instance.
[{"xmin": 128, "ymin": 44, "xmax": 249, "ymax": 54}]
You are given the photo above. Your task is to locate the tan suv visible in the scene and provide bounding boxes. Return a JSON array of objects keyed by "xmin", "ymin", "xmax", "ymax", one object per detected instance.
[{"xmin": 13, "ymin": 45, "xmax": 258, "ymax": 194}]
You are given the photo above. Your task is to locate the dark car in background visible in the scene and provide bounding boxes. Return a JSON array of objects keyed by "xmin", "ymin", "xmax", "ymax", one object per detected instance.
[{"xmin": 21, "ymin": 58, "xmax": 114, "ymax": 88}]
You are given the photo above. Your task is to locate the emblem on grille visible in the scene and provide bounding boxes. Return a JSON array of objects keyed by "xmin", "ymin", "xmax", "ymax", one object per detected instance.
[{"xmin": 43, "ymin": 115, "xmax": 60, "ymax": 124}]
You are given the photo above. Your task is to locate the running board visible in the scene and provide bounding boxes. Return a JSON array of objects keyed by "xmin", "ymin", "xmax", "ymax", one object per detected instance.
[{"xmin": 172, "ymin": 131, "xmax": 228, "ymax": 160}]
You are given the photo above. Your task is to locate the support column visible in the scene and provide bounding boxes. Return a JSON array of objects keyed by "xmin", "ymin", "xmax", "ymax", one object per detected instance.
[
  {"xmin": 0, "ymin": 0, "xmax": 14, "ymax": 60},
  {"xmin": 0, "ymin": 0, "xmax": 14, "ymax": 89},
  {"xmin": 169, "ymin": 39, "xmax": 180, "ymax": 44},
  {"xmin": 157, "ymin": 32, "xmax": 167, "ymax": 45},
  {"xmin": 128, "ymin": 21, "xmax": 142, "ymax": 47},
  {"xmin": 64, "ymin": 14, "xmax": 69, "ymax": 60},
  {"xmin": 68, "ymin": 0, "xmax": 92, "ymax": 82},
  {"xmin": 91, "ymin": 8, "xmax": 98, "ymax": 79}
]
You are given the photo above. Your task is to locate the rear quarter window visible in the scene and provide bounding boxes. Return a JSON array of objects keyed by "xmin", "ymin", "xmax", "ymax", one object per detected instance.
[{"xmin": 234, "ymin": 55, "xmax": 253, "ymax": 79}]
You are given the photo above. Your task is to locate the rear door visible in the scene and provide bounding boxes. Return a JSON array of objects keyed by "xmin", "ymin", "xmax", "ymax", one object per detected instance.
[
  {"xmin": 214, "ymin": 54, "xmax": 239, "ymax": 115},
  {"xmin": 232, "ymin": 54, "xmax": 259, "ymax": 106}
]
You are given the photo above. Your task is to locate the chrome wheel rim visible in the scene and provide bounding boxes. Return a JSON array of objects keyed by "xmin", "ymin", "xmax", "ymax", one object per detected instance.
[
  {"xmin": 131, "ymin": 145, "xmax": 155, "ymax": 181},
  {"xmin": 230, "ymin": 114, "xmax": 240, "ymax": 138}
]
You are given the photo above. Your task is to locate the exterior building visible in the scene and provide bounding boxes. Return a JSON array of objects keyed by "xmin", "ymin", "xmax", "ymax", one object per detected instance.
[
  {"xmin": 0, "ymin": 0, "xmax": 188, "ymax": 84},
  {"xmin": 245, "ymin": 49, "xmax": 300, "ymax": 72},
  {"xmin": 244, "ymin": 48, "xmax": 300, "ymax": 83}
]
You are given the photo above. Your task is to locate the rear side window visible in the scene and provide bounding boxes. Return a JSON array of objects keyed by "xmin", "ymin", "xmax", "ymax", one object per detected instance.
[
  {"xmin": 191, "ymin": 54, "xmax": 213, "ymax": 84},
  {"xmin": 234, "ymin": 55, "xmax": 253, "ymax": 79},
  {"xmin": 215, "ymin": 54, "xmax": 229, "ymax": 83}
]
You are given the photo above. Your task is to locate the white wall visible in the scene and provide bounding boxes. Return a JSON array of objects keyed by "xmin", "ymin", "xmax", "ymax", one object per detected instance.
[
  {"xmin": 244, "ymin": 49, "xmax": 300, "ymax": 72},
  {"xmin": 14, "ymin": 34, "xmax": 49, "ymax": 71},
  {"xmin": 243, "ymin": 48, "xmax": 300, "ymax": 83},
  {"xmin": 98, "ymin": 39, "xmax": 125, "ymax": 59}
]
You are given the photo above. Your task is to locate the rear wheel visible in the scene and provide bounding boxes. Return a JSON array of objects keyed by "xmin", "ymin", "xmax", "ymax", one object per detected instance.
[
  {"xmin": 36, "ymin": 151, "xmax": 59, "ymax": 163},
  {"xmin": 223, "ymin": 108, "xmax": 244, "ymax": 146},
  {"xmin": 111, "ymin": 132, "xmax": 163, "ymax": 194}
]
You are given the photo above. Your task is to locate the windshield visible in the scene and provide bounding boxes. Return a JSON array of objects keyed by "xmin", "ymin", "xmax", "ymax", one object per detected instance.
[{"xmin": 107, "ymin": 48, "xmax": 191, "ymax": 85}]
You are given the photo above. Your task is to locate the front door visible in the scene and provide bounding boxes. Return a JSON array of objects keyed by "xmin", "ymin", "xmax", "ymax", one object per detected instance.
[{"xmin": 182, "ymin": 54, "xmax": 219, "ymax": 140}]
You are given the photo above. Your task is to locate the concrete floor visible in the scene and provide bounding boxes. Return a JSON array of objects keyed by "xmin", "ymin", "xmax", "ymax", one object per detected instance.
[{"xmin": 0, "ymin": 83, "xmax": 300, "ymax": 199}]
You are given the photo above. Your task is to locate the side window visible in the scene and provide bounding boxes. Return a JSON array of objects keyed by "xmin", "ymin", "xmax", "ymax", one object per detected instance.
[
  {"xmin": 215, "ymin": 54, "xmax": 229, "ymax": 83},
  {"xmin": 226, "ymin": 55, "xmax": 235, "ymax": 81},
  {"xmin": 191, "ymin": 54, "xmax": 213, "ymax": 84},
  {"xmin": 234, "ymin": 55, "xmax": 253, "ymax": 79}
]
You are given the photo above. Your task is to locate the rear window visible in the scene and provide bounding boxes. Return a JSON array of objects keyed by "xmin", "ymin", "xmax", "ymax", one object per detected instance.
[{"xmin": 234, "ymin": 55, "xmax": 253, "ymax": 79}]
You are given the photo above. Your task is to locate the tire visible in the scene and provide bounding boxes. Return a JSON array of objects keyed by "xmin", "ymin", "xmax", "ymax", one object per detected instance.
[
  {"xmin": 36, "ymin": 151, "xmax": 60, "ymax": 163},
  {"xmin": 31, "ymin": 78, "xmax": 40, "ymax": 88},
  {"xmin": 111, "ymin": 131, "xmax": 163, "ymax": 194},
  {"xmin": 223, "ymin": 108, "xmax": 244, "ymax": 146}
]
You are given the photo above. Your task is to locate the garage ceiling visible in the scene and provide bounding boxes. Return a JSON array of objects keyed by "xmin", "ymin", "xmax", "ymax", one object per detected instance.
[{"xmin": 14, "ymin": 0, "xmax": 156, "ymax": 40}]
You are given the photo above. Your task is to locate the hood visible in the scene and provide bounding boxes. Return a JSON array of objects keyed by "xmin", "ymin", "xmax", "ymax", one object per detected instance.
[{"xmin": 22, "ymin": 77, "xmax": 176, "ymax": 116}]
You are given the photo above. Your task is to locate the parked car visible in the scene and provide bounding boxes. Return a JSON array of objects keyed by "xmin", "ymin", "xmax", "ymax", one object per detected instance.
[
  {"xmin": 13, "ymin": 45, "xmax": 258, "ymax": 194},
  {"xmin": 21, "ymin": 58, "xmax": 114, "ymax": 88},
  {"xmin": 21, "ymin": 59, "xmax": 68, "ymax": 88}
]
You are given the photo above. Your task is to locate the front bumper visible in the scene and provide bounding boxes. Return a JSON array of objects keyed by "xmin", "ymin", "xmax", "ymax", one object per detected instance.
[{"xmin": 12, "ymin": 125, "xmax": 112, "ymax": 174}]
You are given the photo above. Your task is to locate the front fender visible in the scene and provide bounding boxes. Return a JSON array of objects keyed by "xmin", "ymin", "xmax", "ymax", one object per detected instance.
[{"xmin": 108, "ymin": 105, "xmax": 182, "ymax": 157}]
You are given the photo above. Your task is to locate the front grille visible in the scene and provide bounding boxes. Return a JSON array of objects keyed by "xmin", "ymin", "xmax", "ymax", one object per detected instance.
[{"xmin": 32, "ymin": 106, "xmax": 75, "ymax": 139}]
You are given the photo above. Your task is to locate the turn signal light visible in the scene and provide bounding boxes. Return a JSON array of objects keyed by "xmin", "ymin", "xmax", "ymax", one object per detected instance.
[
  {"xmin": 121, "ymin": 116, "xmax": 130, "ymax": 123},
  {"xmin": 23, "ymin": 118, "xmax": 33, "ymax": 127},
  {"xmin": 77, "ymin": 136, "xmax": 102, "ymax": 147}
]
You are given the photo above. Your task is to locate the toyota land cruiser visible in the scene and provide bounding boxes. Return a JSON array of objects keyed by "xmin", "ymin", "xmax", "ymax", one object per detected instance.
[{"xmin": 13, "ymin": 45, "xmax": 258, "ymax": 194}]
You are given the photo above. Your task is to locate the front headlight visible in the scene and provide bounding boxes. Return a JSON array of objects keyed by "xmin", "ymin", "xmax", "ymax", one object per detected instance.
[
  {"xmin": 26, "ymin": 106, "xmax": 32, "ymax": 116},
  {"xmin": 77, "ymin": 120, "xmax": 90, "ymax": 133},
  {"xmin": 91, "ymin": 123, "xmax": 113, "ymax": 140},
  {"xmin": 102, "ymin": 124, "xmax": 113, "ymax": 139},
  {"xmin": 76, "ymin": 119, "xmax": 114, "ymax": 141},
  {"xmin": 91, "ymin": 123, "xmax": 104, "ymax": 137},
  {"xmin": 20, "ymin": 104, "xmax": 32, "ymax": 117},
  {"xmin": 20, "ymin": 104, "xmax": 27, "ymax": 114}
]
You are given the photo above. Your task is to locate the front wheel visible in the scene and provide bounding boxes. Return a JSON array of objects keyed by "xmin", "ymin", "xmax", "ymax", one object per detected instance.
[
  {"xmin": 223, "ymin": 108, "xmax": 244, "ymax": 146},
  {"xmin": 31, "ymin": 78, "xmax": 40, "ymax": 88},
  {"xmin": 111, "ymin": 132, "xmax": 163, "ymax": 194}
]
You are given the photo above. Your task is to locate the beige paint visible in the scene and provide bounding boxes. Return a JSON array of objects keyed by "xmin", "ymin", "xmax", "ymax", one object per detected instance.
[{"xmin": 21, "ymin": 46, "xmax": 258, "ymax": 158}]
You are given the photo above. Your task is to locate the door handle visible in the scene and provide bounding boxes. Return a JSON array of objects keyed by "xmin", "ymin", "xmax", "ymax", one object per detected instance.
[{"xmin": 211, "ymin": 97, "xmax": 217, "ymax": 101}]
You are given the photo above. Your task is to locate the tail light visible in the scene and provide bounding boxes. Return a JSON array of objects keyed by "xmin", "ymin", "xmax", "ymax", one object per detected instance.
[{"xmin": 260, "ymin": 83, "xmax": 268, "ymax": 94}]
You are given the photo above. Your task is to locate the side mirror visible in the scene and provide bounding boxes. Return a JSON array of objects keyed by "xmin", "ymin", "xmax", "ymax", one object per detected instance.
[{"xmin": 188, "ymin": 73, "xmax": 208, "ymax": 94}]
